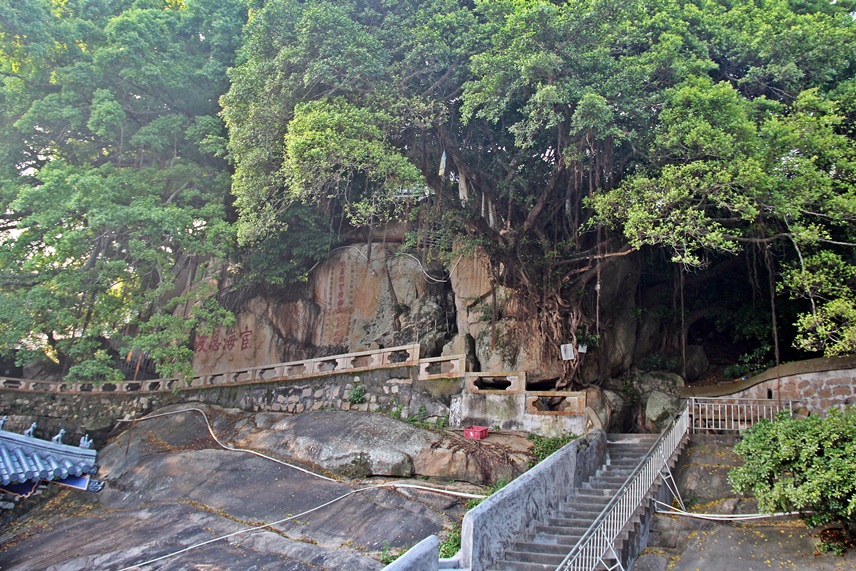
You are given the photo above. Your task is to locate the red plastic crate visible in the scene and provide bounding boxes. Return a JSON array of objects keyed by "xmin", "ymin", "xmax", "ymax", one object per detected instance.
[{"xmin": 464, "ymin": 425, "xmax": 489, "ymax": 440}]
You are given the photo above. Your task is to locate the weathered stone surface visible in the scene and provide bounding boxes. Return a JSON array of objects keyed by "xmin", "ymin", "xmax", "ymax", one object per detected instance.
[
  {"xmin": 683, "ymin": 345, "xmax": 710, "ymax": 381},
  {"xmin": 638, "ymin": 370, "xmax": 685, "ymax": 396},
  {"xmin": 584, "ymin": 387, "xmax": 613, "ymax": 430},
  {"xmin": 240, "ymin": 410, "xmax": 528, "ymax": 484},
  {"xmin": 194, "ymin": 244, "xmax": 456, "ymax": 376},
  {"xmin": 449, "ymin": 249, "xmax": 561, "ymax": 378},
  {"xmin": 645, "ymin": 390, "xmax": 680, "ymax": 431},
  {"xmin": 0, "ymin": 403, "xmax": 480, "ymax": 571},
  {"xmin": 245, "ymin": 411, "xmax": 434, "ymax": 478}
]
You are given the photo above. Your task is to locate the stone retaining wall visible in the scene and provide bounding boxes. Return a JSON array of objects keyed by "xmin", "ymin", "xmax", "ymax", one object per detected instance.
[
  {"xmin": 0, "ymin": 366, "xmax": 461, "ymax": 447},
  {"xmin": 682, "ymin": 355, "xmax": 856, "ymax": 415}
]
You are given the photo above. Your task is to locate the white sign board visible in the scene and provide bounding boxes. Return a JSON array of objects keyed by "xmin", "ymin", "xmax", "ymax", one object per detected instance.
[{"xmin": 560, "ymin": 343, "xmax": 575, "ymax": 361}]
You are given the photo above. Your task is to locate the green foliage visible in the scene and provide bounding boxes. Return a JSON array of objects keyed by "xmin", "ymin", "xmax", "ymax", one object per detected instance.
[
  {"xmin": 385, "ymin": 401, "xmax": 404, "ymax": 420},
  {"xmin": 438, "ymin": 523, "xmax": 461, "ymax": 559},
  {"xmin": 641, "ymin": 354, "xmax": 678, "ymax": 373},
  {"xmin": 729, "ymin": 408, "xmax": 856, "ymax": 542},
  {"xmin": 346, "ymin": 383, "xmax": 367, "ymax": 404},
  {"xmin": 0, "ymin": 0, "xmax": 248, "ymax": 379},
  {"xmin": 620, "ymin": 377, "xmax": 641, "ymax": 407},
  {"xmin": 65, "ymin": 350, "xmax": 125, "ymax": 386},
  {"xmin": 406, "ymin": 405, "xmax": 429, "ymax": 427},
  {"xmin": 236, "ymin": 204, "xmax": 334, "ymax": 287},
  {"xmin": 378, "ymin": 541, "xmax": 401, "ymax": 564},
  {"xmin": 528, "ymin": 433, "xmax": 579, "ymax": 468},
  {"xmin": 722, "ymin": 346, "xmax": 773, "ymax": 379},
  {"xmin": 4, "ymin": 0, "xmax": 856, "ymax": 387},
  {"xmin": 223, "ymin": 0, "xmax": 856, "ymax": 378},
  {"xmin": 466, "ymin": 478, "xmax": 509, "ymax": 510}
]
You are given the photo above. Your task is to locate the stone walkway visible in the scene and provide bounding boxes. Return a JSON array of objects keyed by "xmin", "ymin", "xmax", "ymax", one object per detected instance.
[
  {"xmin": 637, "ymin": 521, "xmax": 856, "ymax": 571},
  {"xmin": 636, "ymin": 434, "xmax": 856, "ymax": 571}
]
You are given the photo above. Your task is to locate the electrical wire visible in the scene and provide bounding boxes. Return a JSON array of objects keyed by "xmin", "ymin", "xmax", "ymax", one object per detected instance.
[
  {"xmin": 111, "ymin": 406, "xmax": 485, "ymax": 570},
  {"xmin": 117, "ymin": 407, "xmax": 338, "ymax": 482},
  {"xmin": 654, "ymin": 499, "xmax": 801, "ymax": 521}
]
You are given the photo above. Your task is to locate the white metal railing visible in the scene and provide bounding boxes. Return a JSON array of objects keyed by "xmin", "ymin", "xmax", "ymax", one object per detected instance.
[
  {"xmin": 689, "ymin": 397, "xmax": 794, "ymax": 433},
  {"xmin": 554, "ymin": 403, "xmax": 691, "ymax": 571}
]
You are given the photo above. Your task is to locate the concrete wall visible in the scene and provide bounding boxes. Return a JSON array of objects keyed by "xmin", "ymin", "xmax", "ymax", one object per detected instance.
[
  {"xmin": 460, "ymin": 430, "xmax": 608, "ymax": 571},
  {"xmin": 450, "ymin": 392, "xmax": 587, "ymax": 437},
  {"xmin": 381, "ymin": 535, "xmax": 439, "ymax": 571}
]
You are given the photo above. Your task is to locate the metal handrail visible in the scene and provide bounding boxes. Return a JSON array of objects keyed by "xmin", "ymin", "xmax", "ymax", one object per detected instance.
[
  {"xmin": 689, "ymin": 396, "xmax": 795, "ymax": 433},
  {"xmin": 554, "ymin": 403, "xmax": 691, "ymax": 571}
]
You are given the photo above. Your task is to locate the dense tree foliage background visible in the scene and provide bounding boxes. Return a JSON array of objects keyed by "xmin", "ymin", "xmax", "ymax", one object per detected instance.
[
  {"xmin": 0, "ymin": 0, "xmax": 247, "ymax": 380},
  {"xmin": 2, "ymin": 0, "xmax": 856, "ymax": 383}
]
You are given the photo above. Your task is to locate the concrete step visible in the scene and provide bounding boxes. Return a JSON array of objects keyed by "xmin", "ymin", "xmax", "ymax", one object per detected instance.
[
  {"xmin": 559, "ymin": 497, "xmax": 612, "ymax": 510},
  {"xmin": 535, "ymin": 523, "xmax": 591, "ymax": 536},
  {"xmin": 545, "ymin": 516, "xmax": 591, "ymax": 530},
  {"xmin": 527, "ymin": 531, "xmax": 583, "ymax": 545},
  {"xmin": 490, "ymin": 561, "xmax": 558, "ymax": 571},
  {"xmin": 554, "ymin": 507, "xmax": 604, "ymax": 519},
  {"xmin": 511, "ymin": 541, "xmax": 575, "ymax": 555},
  {"xmin": 502, "ymin": 549, "xmax": 567, "ymax": 566},
  {"xmin": 488, "ymin": 433, "xmax": 668, "ymax": 571}
]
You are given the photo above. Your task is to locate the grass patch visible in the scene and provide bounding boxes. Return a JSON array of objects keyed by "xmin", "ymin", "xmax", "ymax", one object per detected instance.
[{"xmin": 528, "ymin": 433, "xmax": 579, "ymax": 467}]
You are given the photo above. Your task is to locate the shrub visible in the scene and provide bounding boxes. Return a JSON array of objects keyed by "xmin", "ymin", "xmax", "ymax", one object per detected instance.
[
  {"xmin": 640, "ymin": 353, "xmax": 677, "ymax": 372},
  {"xmin": 346, "ymin": 383, "xmax": 366, "ymax": 404},
  {"xmin": 528, "ymin": 433, "xmax": 579, "ymax": 467},
  {"xmin": 729, "ymin": 407, "xmax": 856, "ymax": 550},
  {"xmin": 438, "ymin": 523, "xmax": 461, "ymax": 558}
]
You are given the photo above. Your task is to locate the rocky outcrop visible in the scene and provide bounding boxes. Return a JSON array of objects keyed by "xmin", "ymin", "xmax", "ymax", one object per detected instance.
[
  {"xmin": 0, "ymin": 403, "xmax": 483, "ymax": 571},
  {"xmin": 195, "ymin": 244, "xmax": 456, "ymax": 375},
  {"xmin": 637, "ymin": 371, "xmax": 685, "ymax": 432},
  {"xmin": 240, "ymin": 410, "xmax": 529, "ymax": 485},
  {"xmin": 193, "ymin": 241, "xmax": 685, "ymax": 388}
]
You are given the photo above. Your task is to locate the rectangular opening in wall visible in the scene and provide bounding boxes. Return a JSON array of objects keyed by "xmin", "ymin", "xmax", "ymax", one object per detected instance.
[
  {"xmin": 317, "ymin": 359, "xmax": 338, "ymax": 372},
  {"xmin": 258, "ymin": 368, "xmax": 277, "ymax": 380},
  {"xmin": 287, "ymin": 364, "xmax": 306, "ymax": 376},
  {"xmin": 526, "ymin": 393, "xmax": 585, "ymax": 415},
  {"xmin": 125, "ymin": 383, "xmax": 141, "ymax": 392},
  {"xmin": 147, "ymin": 381, "xmax": 162, "ymax": 391},
  {"xmin": 388, "ymin": 350, "xmax": 410, "ymax": 363},
  {"xmin": 474, "ymin": 376, "xmax": 513, "ymax": 391}
]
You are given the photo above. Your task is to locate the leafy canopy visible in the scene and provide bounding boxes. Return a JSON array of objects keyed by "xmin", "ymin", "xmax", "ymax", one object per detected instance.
[
  {"xmin": 224, "ymin": 0, "xmax": 856, "ymax": 378},
  {"xmin": 0, "ymin": 0, "xmax": 248, "ymax": 381},
  {"xmin": 730, "ymin": 407, "xmax": 856, "ymax": 539}
]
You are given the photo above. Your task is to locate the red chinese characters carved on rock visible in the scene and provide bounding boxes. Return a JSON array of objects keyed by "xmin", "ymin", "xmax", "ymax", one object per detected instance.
[{"xmin": 194, "ymin": 326, "xmax": 253, "ymax": 354}]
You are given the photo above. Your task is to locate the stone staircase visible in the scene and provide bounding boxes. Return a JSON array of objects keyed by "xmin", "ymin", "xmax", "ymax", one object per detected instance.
[{"xmin": 489, "ymin": 434, "xmax": 660, "ymax": 571}]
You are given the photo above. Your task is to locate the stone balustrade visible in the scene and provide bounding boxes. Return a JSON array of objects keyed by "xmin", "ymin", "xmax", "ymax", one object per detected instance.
[
  {"xmin": 0, "ymin": 344, "xmax": 438, "ymax": 395},
  {"xmin": 418, "ymin": 354, "xmax": 466, "ymax": 380}
]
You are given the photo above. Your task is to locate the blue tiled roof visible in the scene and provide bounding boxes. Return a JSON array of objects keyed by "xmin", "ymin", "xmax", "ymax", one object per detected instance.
[{"xmin": 0, "ymin": 427, "xmax": 98, "ymax": 486}]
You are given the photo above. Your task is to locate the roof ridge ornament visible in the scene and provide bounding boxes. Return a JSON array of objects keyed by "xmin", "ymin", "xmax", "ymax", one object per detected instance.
[
  {"xmin": 79, "ymin": 434, "xmax": 93, "ymax": 449},
  {"xmin": 0, "ymin": 416, "xmax": 6, "ymax": 430},
  {"xmin": 24, "ymin": 422, "xmax": 36, "ymax": 438},
  {"xmin": 51, "ymin": 429, "xmax": 66, "ymax": 444}
]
